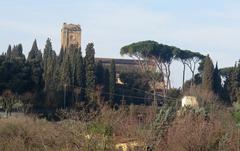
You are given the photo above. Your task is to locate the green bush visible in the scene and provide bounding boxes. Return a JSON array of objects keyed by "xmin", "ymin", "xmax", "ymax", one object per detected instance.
[
  {"xmin": 232, "ymin": 102, "xmax": 240, "ymax": 126},
  {"xmin": 88, "ymin": 122, "xmax": 113, "ymax": 136},
  {"xmin": 233, "ymin": 111, "xmax": 240, "ymax": 124}
]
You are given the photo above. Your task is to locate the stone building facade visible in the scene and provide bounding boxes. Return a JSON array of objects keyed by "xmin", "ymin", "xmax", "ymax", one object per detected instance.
[
  {"xmin": 95, "ymin": 58, "xmax": 141, "ymax": 73},
  {"xmin": 61, "ymin": 23, "xmax": 81, "ymax": 50}
]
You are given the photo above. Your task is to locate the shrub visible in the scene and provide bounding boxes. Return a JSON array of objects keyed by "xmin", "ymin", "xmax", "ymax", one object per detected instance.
[
  {"xmin": 233, "ymin": 102, "xmax": 240, "ymax": 126},
  {"xmin": 88, "ymin": 122, "xmax": 113, "ymax": 136},
  {"xmin": 0, "ymin": 117, "xmax": 85, "ymax": 151},
  {"xmin": 161, "ymin": 109, "xmax": 240, "ymax": 151}
]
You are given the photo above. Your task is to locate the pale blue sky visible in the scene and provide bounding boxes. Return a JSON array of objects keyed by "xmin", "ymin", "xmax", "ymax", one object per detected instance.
[{"xmin": 1, "ymin": 0, "xmax": 240, "ymax": 86}]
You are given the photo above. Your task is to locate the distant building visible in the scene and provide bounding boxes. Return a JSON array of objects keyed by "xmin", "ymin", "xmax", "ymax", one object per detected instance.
[
  {"xmin": 95, "ymin": 58, "xmax": 157, "ymax": 85},
  {"xmin": 60, "ymin": 23, "xmax": 156, "ymax": 83},
  {"xmin": 61, "ymin": 23, "xmax": 81, "ymax": 50},
  {"xmin": 95, "ymin": 58, "xmax": 141, "ymax": 73}
]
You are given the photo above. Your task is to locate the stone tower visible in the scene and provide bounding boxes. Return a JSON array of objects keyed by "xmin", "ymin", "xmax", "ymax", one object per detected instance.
[{"xmin": 61, "ymin": 23, "xmax": 81, "ymax": 50}]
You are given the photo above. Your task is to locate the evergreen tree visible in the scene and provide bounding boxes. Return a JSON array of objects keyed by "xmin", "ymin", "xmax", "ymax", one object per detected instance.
[
  {"xmin": 28, "ymin": 40, "xmax": 38, "ymax": 60},
  {"xmin": 221, "ymin": 65, "xmax": 239, "ymax": 104},
  {"xmin": 43, "ymin": 38, "xmax": 57, "ymax": 91},
  {"xmin": 227, "ymin": 61, "xmax": 240, "ymax": 103},
  {"xmin": 27, "ymin": 39, "xmax": 43, "ymax": 91},
  {"xmin": 236, "ymin": 62, "xmax": 240, "ymax": 102},
  {"xmin": 202, "ymin": 55, "xmax": 214, "ymax": 91},
  {"xmin": 103, "ymin": 68, "xmax": 110, "ymax": 101},
  {"xmin": 0, "ymin": 53, "xmax": 33, "ymax": 95},
  {"xmin": 54, "ymin": 67, "xmax": 62, "ymax": 91},
  {"xmin": 11, "ymin": 44, "xmax": 26, "ymax": 63},
  {"xmin": 59, "ymin": 47, "xmax": 65, "ymax": 63},
  {"xmin": 74, "ymin": 48, "xmax": 85, "ymax": 101},
  {"xmin": 96, "ymin": 60, "xmax": 104, "ymax": 85},
  {"xmin": 54, "ymin": 47, "xmax": 65, "ymax": 90},
  {"xmin": 85, "ymin": 43, "xmax": 96, "ymax": 101},
  {"xmin": 213, "ymin": 63, "xmax": 222, "ymax": 95},
  {"xmin": 6, "ymin": 45, "xmax": 11, "ymax": 60},
  {"xmin": 109, "ymin": 59, "xmax": 116, "ymax": 105},
  {"xmin": 80, "ymin": 58, "xmax": 86, "ymax": 101},
  {"xmin": 119, "ymin": 72, "xmax": 150, "ymax": 105},
  {"xmin": 74, "ymin": 48, "xmax": 84, "ymax": 88},
  {"xmin": 69, "ymin": 46, "xmax": 77, "ymax": 85},
  {"xmin": 61, "ymin": 55, "xmax": 72, "ymax": 86}
]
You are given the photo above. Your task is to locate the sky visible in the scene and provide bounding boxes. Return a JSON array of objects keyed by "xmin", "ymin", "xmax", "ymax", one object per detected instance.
[{"xmin": 1, "ymin": 0, "xmax": 240, "ymax": 87}]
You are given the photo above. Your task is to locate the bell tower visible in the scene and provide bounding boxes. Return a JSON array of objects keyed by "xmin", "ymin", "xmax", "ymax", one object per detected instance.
[{"xmin": 61, "ymin": 23, "xmax": 81, "ymax": 50}]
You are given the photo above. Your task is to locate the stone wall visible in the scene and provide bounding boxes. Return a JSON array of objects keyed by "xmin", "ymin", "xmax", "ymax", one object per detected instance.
[{"xmin": 61, "ymin": 23, "xmax": 81, "ymax": 50}]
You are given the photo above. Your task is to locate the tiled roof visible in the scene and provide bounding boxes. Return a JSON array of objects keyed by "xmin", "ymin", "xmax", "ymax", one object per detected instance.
[
  {"xmin": 96, "ymin": 57, "xmax": 155, "ymax": 66},
  {"xmin": 96, "ymin": 58, "xmax": 138, "ymax": 65}
]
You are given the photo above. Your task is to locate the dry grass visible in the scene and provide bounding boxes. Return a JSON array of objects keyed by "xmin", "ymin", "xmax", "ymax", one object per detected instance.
[
  {"xmin": 0, "ymin": 116, "xmax": 82, "ymax": 151},
  {"xmin": 160, "ymin": 108, "xmax": 240, "ymax": 151},
  {"xmin": 0, "ymin": 101, "xmax": 239, "ymax": 151},
  {"xmin": 0, "ymin": 105, "xmax": 156, "ymax": 151}
]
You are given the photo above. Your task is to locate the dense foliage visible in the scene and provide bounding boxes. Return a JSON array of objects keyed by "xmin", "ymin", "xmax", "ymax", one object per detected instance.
[
  {"xmin": 0, "ymin": 39, "xmax": 239, "ymax": 114},
  {"xmin": 202, "ymin": 55, "xmax": 214, "ymax": 91},
  {"xmin": 85, "ymin": 43, "xmax": 96, "ymax": 102},
  {"xmin": 109, "ymin": 59, "xmax": 116, "ymax": 105}
]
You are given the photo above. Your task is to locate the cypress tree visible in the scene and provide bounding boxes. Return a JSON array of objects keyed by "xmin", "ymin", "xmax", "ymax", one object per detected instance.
[
  {"xmin": 54, "ymin": 47, "xmax": 64, "ymax": 90},
  {"xmin": 27, "ymin": 39, "xmax": 43, "ymax": 91},
  {"xmin": 69, "ymin": 47, "xmax": 77, "ymax": 85},
  {"xmin": 85, "ymin": 43, "xmax": 96, "ymax": 101},
  {"xmin": 6, "ymin": 45, "xmax": 11, "ymax": 60},
  {"xmin": 43, "ymin": 38, "xmax": 57, "ymax": 91},
  {"xmin": 213, "ymin": 62, "xmax": 222, "ymax": 95},
  {"xmin": 103, "ymin": 68, "xmax": 110, "ymax": 101},
  {"xmin": 74, "ymin": 47, "xmax": 85, "ymax": 101},
  {"xmin": 59, "ymin": 54, "xmax": 72, "ymax": 108},
  {"xmin": 109, "ymin": 59, "xmax": 116, "ymax": 105},
  {"xmin": 80, "ymin": 59, "xmax": 86, "ymax": 101},
  {"xmin": 96, "ymin": 60, "xmax": 104, "ymax": 85},
  {"xmin": 61, "ymin": 55, "xmax": 72, "ymax": 86},
  {"xmin": 202, "ymin": 55, "xmax": 214, "ymax": 91},
  {"xmin": 28, "ymin": 40, "xmax": 38, "ymax": 60},
  {"xmin": 58, "ymin": 47, "xmax": 65, "ymax": 65},
  {"xmin": 74, "ymin": 47, "xmax": 84, "ymax": 87}
]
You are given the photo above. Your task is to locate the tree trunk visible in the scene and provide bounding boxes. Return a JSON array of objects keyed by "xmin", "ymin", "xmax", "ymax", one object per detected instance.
[
  {"xmin": 191, "ymin": 70, "xmax": 195, "ymax": 87},
  {"xmin": 182, "ymin": 63, "xmax": 186, "ymax": 91},
  {"xmin": 167, "ymin": 63, "xmax": 171, "ymax": 89},
  {"xmin": 154, "ymin": 88, "xmax": 157, "ymax": 105}
]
